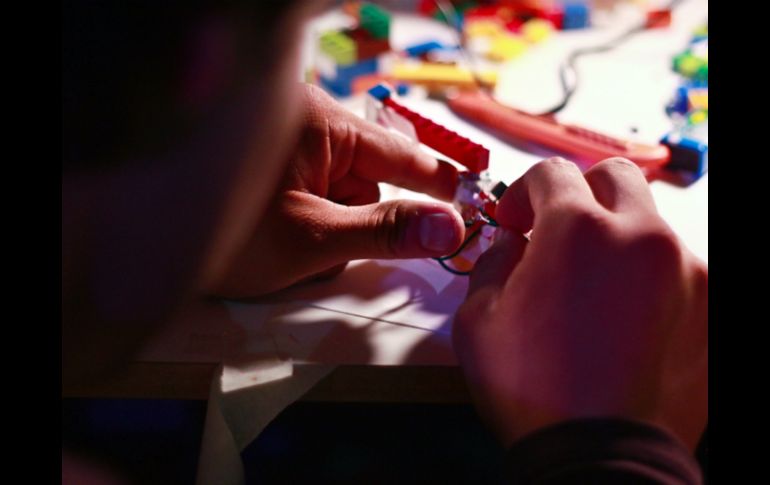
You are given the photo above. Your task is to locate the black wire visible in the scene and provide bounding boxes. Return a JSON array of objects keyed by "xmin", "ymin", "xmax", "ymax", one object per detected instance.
[
  {"xmin": 539, "ymin": 0, "xmax": 686, "ymax": 116},
  {"xmin": 432, "ymin": 0, "xmax": 493, "ymax": 95},
  {"xmin": 433, "ymin": 217, "xmax": 497, "ymax": 275},
  {"xmin": 436, "ymin": 258, "xmax": 473, "ymax": 276},
  {"xmin": 432, "ymin": 204, "xmax": 499, "ymax": 275},
  {"xmin": 435, "ymin": 227, "xmax": 481, "ymax": 261},
  {"xmin": 432, "ymin": 227, "xmax": 480, "ymax": 276}
]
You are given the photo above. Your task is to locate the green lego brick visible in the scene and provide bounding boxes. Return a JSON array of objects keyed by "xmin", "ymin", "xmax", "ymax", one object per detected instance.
[
  {"xmin": 695, "ymin": 63, "xmax": 708, "ymax": 82},
  {"xmin": 319, "ymin": 30, "xmax": 357, "ymax": 65},
  {"xmin": 360, "ymin": 3, "xmax": 390, "ymax": 40},
  {"xmin": 673, "ymin": 52, "xmax": 705, "ymax": 78}
]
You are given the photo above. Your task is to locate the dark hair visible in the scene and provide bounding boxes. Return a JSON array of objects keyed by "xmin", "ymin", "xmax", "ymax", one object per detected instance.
[{"xmin": 62, "ymin": 1, "xmax": 306, "ymax": 171}]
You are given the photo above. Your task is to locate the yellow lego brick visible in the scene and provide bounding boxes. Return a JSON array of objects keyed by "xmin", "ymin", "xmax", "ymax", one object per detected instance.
[
  {"xmin": 391, "ymin": 63, "xmax": 497, "ymax": 88},
  {"xmin": 464, "ymin": 19, "xmax": 505, "ymax": 39},
  {"xmin": 487, "ymin": 34, "xmax": 527, "ymax": 62},
  {"xmin": 688, "ymin": 89, "xmax": 708, "ymax": 110},
  {"xmin": 522, "ymin": 19, "xmax": 553, "ymax": 44},
  {"xmin": 319, "ymin": 30, "xmax": 356, "ymax": 65},
  {"xmin": 677, "ymin": 56, "xmax": 701, "ymax": 78},
  {"xmin": 689, "ymin": 110, "xmax": 707, "ymax": 125}
]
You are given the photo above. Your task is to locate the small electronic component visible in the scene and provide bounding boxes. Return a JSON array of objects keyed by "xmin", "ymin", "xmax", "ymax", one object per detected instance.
[{"xmin": 453, "ymin": 171, "xmax": 498, "ymax": 224}]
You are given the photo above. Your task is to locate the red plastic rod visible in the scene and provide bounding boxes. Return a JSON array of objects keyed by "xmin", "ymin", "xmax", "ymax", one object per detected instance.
[
  {"xmin": 446, "ymin": 91, "xmax": 670, "ymax": 173},
  {"xmin": 383, "ymin": 97, "xmax": 490, "ymax": 173}
]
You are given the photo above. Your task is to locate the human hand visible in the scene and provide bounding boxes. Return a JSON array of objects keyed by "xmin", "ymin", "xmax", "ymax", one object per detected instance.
[
  {"xmin": 210, "ymin": 84, "xmax": 465, "ymax": 297},
  {"xmin": 453, "ymin": 157, "xmax": 708, "ymax": 450}
]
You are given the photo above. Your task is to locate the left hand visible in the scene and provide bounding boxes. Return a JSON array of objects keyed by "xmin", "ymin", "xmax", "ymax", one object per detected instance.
[{"xmin": 211, "ymin": 84, "xmax": 466, "ymax": 297}]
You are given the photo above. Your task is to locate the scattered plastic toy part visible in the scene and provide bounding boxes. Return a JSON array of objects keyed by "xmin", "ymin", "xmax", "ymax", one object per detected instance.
[
  {"xmin": 446, "ymin": 90, "xmax": 670, "ymax": 175},
  {"xmin": 366, "ymin": 83, "xmax": 490, "ymax": 173},
  {"xmin": 661, "ymin": 133, "xmax": 708, "ymax": 178}
]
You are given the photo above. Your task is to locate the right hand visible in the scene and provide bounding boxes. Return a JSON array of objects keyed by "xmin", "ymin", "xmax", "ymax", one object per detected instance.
[{"xmin": 453, "ymin": 157, "xmax": 708, "ymax": 450}]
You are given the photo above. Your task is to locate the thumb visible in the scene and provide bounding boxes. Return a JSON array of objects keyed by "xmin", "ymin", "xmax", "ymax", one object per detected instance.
[{"xmin": 302, "ymin": 195, "xmax": 466, "ymax": 264}]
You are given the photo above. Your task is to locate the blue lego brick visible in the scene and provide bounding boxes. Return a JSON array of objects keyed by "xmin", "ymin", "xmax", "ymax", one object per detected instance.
[
  {"xmin": 396, "ymin": 83, "xmax": 410, "ymax": 96},
  {"xmin": 319, "ymin": 58, "xmax": 378, "ymax": 98},
  {"xmin": 661, "ymin": 134, "xmax": 708, "ymax": 178},
  {"xmin": 336, "ymin": 57, "xmax": 378, "ymax": 82},
  {"xmin": 685, "ymin": 78, "xmax": 709, "ymax": 89},
  {"xmin": 367, "ymin": 83, "xmax": 392, "ymax": 101},
  {"xmin": 666, "ymin": 86, "xmax": 690, "ymax": 116},
  {"xmin": 691, "ymin": 34, "xmax": 708, "ymax": 44},
  {"xmin": 319, "ymin": 75, "xmax": 352, "ymax": 97},
  {"xmin": 404, "ymin": 41, "xmax": 445, "ymax": 57},
  {"xmin": 562, "ymin": 3, "xmax": 590, "ymax": 30}
]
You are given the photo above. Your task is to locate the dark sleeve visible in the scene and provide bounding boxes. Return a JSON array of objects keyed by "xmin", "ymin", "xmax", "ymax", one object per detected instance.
[{"xmin": 505, "ymin": 418, "xmax": 703, "ymax": 484}]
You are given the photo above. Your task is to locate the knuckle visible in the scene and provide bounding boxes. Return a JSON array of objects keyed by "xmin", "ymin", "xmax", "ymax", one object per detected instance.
[
  {"xmin": 536, "ymin": 157, "xmax": 580, "ymax": 173},
  {"xmin": 600, "ymin": 157, "xmax": 637, "ymax": 170},
  {"xmin": 591, "ymin": 157, "xmax": 643, "ymax": 177},
  {"xmin": 562, "ymin": 209, "xmax": 615, "ymax": 244},
  {"xmin": 628, "ymin": 227, "xmax": 683, "ymax": 270}
]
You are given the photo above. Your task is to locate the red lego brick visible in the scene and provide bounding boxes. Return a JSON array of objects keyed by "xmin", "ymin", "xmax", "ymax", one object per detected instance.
[
  {"xmin": 483, "ymin": 200, "xmax": 497, "ymax": 220},
  {"xmin": 382, "ymin": 97, "xmax": 490, "ymax": 173},
  {"xmin": 464, "ymin": 5, "xmax": 507, "ymax": 22},
  {"xmin": 505, "ymin": 18, "xmax": 524, "ymax": 33},
  {"xmin": 646, "ymin": 9, "xmax": 672, "ymax": 29},
  {"xmin": 345, "ymin": 27, "xmax": 390, "ymax": 61},
  {"xmin": 502, "ymin": 4, "xmax": 563, "ymax": 29},
  {"xmin": 540, "ymin": 10, "xmax": 563, "ymax": 30},
  {"xmin": 418, "ymin": 0, "xmax": 436, "ymax": 16}
]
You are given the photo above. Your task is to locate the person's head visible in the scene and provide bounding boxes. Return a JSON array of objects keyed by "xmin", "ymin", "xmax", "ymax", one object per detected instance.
[
  {"xmin": 63, "ymin": 0, "xmax": 322, "ymax": 219},
  {"xmin": 62, "ymin": 1, "xmax": 325, "ymax": 384}
]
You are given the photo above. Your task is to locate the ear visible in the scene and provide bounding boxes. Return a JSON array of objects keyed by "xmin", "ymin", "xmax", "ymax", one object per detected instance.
[{"xmin": 180, "ymin": 15, "xmax": 238, "ymax": 110}]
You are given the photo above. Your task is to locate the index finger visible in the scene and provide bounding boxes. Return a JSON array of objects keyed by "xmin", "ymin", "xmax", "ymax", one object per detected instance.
[
  {"xmin": 348, "ymin": 117, "xmax": 460, "ymax": 201},
  {"xmin": 310, "ymin": 87, "xmax": 459, "ymax": 201},
  {"xmin": 495, "ymin": 157, "xmax": 598, "ymax": 233}
]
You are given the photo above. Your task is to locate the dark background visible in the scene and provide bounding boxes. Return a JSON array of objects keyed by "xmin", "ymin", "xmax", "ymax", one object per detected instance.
[{"xmin": 62, "ymin": 398, "xmax": 707, "ymax": 484}]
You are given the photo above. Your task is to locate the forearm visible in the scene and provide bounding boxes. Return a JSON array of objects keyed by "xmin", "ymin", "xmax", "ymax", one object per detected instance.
[{"xmin": 505, "ymin": 419, "xmax": 703, "ymax": 484}]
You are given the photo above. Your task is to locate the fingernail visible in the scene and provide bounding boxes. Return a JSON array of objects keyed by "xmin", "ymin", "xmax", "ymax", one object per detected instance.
[{"xmin": 419, "ymin": 213, "xmax": 457, "ymax": 253}]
